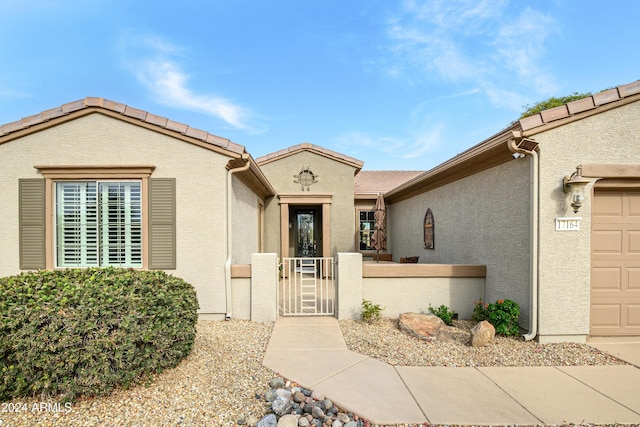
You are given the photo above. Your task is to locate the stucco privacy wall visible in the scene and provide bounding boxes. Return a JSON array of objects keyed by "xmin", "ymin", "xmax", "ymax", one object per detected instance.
[
  {"xmin": 387, "ymin": 159, "xmax": 532, "ymax": 327},
  {"xmin": 260, "ymin": 150, "xmax": 358, "ymax": 257},
  {"xmin": 231, "ymin": 278, "xmax": 251, "ymax": 320},
  {"xmin": 532, "ymin": 101, "xmax": 640, "ymax": 341},
  {"xmin": 231, "ymin": 176, "xmax": 261, "ymax": 264},
  {"xmin": 363, "ymin": 277, "xmax": 484, "ymax": 319},
  {"xmin": 0, "ymin": 113, "xmax": 231, "ymax": 316}
]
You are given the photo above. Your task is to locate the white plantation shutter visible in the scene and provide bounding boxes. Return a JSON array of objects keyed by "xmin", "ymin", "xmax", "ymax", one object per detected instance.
[
  {"xmin": 55, "ymin": 181, "xmax": 142, "ymax": 267},
  {"xmin": 99, "ymin": 182, "xmax": 142, "ymax": 267},
  {"xmin": 56, "ymin": 182, "xmax": 98, "ymax": 267}
]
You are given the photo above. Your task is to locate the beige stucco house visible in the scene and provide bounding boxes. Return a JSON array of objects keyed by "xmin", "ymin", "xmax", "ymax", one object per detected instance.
[
  {"xmin": 0, "ymin": 98, "xmax": 275, "ymax": 320},
  {"xmin": 385, "ymin": 79, "xmax": 640, "ymax": 343},
  {"xmin": 1, "ymin": 79, "xmax": 638, "ymax": 343}
]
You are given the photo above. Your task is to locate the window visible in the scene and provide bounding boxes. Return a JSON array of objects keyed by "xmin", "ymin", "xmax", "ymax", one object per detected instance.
[
  {"xmin": 55, "ymin": 181, "xmax": 142, "ymax": 267},
  {"xmin": 359, "ymin": 210, "xmax": 375, "ymax": 250},
  {"xmin": 21, "ymin": 166, "xmax": 176, "ymax": 271}
]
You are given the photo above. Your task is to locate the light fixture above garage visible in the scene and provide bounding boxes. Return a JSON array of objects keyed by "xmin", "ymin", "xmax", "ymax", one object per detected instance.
[{"xmin": 563, "ymin": 165, "xmax": 591, "ymax": 213}]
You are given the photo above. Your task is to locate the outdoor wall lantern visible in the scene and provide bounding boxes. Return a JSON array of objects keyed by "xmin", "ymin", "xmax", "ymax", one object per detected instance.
[{"xmin": 563, "ymin": 165, "xmax": 591, "ymax": 213}]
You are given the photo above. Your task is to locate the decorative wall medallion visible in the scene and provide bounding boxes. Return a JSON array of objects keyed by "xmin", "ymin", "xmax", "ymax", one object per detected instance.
[
  {"xmin": 424, "ymin": 208, "xmax": 434, "ymax": 249},
  {"xmin": 293, "ymin": 166, "xmax": 319, "ymax": 191}
]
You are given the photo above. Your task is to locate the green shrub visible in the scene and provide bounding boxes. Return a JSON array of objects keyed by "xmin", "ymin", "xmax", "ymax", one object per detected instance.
[
  {"xmin": 487, "ymin": 299, "xmax": 521, "ymax": 336},
  {"xmin": 428, "ymin": 304, "xmax": 455, "ymax": 326},
  {"xmin": 471, "ymin": 299, "xmax": 521, "ymax": 336},
  {"xmin": 471, "ymin": 299, "xmax": 488, "ymax": 322},
  {"xmin": 0, "ymin": 268, "xmax": 199, "ymax": 401},
  {"xmin": 361, "ymin": 299, "xmax": 384, "ymax": 323}
]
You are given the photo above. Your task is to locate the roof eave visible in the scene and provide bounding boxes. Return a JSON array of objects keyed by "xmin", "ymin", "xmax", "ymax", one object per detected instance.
[
  {"xmin": 256, "ymin": 142, "xmax": 364, "ymax": 173},
  {"xmin": 0, "ymin": 97, "xmax": 247, "ymax": 159},
  {"xmin": 385, "ymin": 124, "xmax": 520, "ymax": 204},
  {"xmin": 229, "ymin": 155, "xmax": 277, "ymax": 199},
  {"xmin": 519, "ymin": 80, "xmax": 640, "ymax": 135}
]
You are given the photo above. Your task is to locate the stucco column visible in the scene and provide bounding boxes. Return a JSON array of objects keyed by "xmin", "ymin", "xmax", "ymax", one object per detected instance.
[
  {"xmin": 322, "ymin": 202, "xmax": 331, "ymax": 258},
  {"xmin": 337, "ymin": 252, "xmax": 363, "ymax": 320},
  {"xmin": 280, "ymin": 203, "xmax": 289, "ymax": 258},
  {"xmin": 251, "ymin": 253, "xmax": 278, "ymax": 322}
]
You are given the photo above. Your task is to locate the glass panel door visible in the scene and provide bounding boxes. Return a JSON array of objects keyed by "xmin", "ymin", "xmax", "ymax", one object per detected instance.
[{"xmin": 296, "ymin": 211, "xmax": 316, "ymax": 257}]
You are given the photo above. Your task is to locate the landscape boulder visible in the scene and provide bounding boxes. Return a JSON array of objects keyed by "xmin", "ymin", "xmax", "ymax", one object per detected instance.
[
  {"xmin": 469, "ymin": 320, "xmax": 495, "ymax": 347},
  {"xmin": 275, "ymin": 414, "xmax": 298, "ymax": 427},
  {"xmin": 399, "ymin": 312, "xmax": 444, "ymax": 341}
]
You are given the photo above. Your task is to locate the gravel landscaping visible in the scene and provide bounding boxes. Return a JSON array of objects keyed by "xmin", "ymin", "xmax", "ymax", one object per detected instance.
[
  {"xmin": 1, "ymin": 320, "xmax": 275, "ymax": 427},
  {"xmin": 1, "ymin": 318, "xmax": 630, "ymax": 427},
  {"xmin": 340, "ymin": 318, "xmax": 627, "ymax": 367}
]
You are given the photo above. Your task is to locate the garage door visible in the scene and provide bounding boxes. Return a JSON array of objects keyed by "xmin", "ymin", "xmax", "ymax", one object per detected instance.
[{"xmin": 591, "ymin": 188, "xmax": 640, "ymax": 335}]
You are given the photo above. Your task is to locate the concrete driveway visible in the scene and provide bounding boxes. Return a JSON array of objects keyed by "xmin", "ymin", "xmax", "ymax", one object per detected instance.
[{"xmin": 589, "ymin": 338, "xmax": 640, "ymax": 367}]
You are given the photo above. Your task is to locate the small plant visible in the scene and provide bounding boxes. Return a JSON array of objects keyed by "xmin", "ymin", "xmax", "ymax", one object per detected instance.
[
  {"xmin": 487, "ymin": 299, "xmax": 521, "ymax": 336},
  {"xmin": 428, "ymin": 304, "xmax": 455, "ymax": 326},
  {"xmin": 472, "ymin": 299, "xmax": 488, "ymax": 322},
  {"xmin": 361, "ymin": 299, "xmax": 384, "ymax": 323},
  {"xmin": 471, "ymin": 298, "xmax": 521, "ymax": 336}
]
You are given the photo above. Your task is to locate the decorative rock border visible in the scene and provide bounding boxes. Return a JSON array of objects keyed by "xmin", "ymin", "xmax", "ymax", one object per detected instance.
[{"xmin": 253, "ymin": 377, "xmax": 368, "ymax": 427}]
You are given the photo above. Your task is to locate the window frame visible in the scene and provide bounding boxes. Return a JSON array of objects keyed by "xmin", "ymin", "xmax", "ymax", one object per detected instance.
[
  {"xmin": 356, "ymin": 208, "xmax": 377, "ymax": 253},
  {"xmin": 35, "ymin": 165, "xmax": 155, "ymax": 269},
  {"xmin": 54, "ymin": 180, "xmax": 143, "ymax": 268}
]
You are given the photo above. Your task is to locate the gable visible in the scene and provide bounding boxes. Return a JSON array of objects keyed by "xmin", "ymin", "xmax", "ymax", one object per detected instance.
[
  {"xmin": 258, "ymin": 146, "xmax": 362, "ymax": 194},
  {"xmin": 0, "ymin": 98, "xmax": 275, "ymax": 200},
  {"xmin": 0, "ymin": 97, "xmax": 246, "ymax": 159},
  {"xmin": 257, "ymin": 143, "xmax": 363, "ymax": 172}
]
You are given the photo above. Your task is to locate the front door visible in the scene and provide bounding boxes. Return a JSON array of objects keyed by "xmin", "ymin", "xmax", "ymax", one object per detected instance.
[{"xmin": 295, "ymin": 208, "xmax": 318, "ymax": 257}]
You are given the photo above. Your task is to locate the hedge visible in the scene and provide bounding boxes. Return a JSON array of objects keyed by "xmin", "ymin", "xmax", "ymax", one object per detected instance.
[{"xmin": 0, "ymin": 268, "xmax": 199, "ymax": 401}]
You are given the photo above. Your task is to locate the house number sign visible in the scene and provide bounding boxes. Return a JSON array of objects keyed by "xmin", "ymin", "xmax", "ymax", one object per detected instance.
[{"xmin": 555, "ymin": 217, "xmax": 581, "ymax": 231}]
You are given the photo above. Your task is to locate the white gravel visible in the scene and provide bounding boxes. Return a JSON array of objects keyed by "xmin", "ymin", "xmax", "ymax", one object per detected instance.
[
  {"xmin": 1, "ymin": 320, "xmax": 275, "ymax": 427},
  {"xmin": 340, "ymin": 318, "xmax": 627, "ymax": 367},
  {"xmin": 0, "ymin": 318, "xmax": 629, "ymax": 427}
]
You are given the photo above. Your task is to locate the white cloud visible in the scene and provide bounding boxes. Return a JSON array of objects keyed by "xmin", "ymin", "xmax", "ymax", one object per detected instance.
[
  {"xmin": 0, "ymin": 89, "xmax": 34, "ymax": 99},
  {"xmin": 120, "ymin": 32, "xmax": 266, "ymax": 134},
  {"xmin": 334, "ymin": 121, "xmax": 443, "ymax": 164},
  {"xmin": 385, "ymin": 0, "xmax": 558, "ymax": 109},
  {"xmin": 399, "ymin": 123, "xmax": 443, "ymax": 159},
  {"xmin": 335, "ymin": 131, "xmax": 405, "ymax": 156},
  {"xmin": 137, "ymin": 59, "xmax": 249, "ymax": 129}
]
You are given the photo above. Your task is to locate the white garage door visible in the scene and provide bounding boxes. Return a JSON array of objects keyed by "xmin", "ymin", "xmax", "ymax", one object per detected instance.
[{"xmin": 591, "ymin": 187, "xmax": 640, "ymax": 336}]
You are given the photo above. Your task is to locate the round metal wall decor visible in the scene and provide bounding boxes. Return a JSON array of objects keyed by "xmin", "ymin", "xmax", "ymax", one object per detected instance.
[{"xmin": 293, "ymin": 166, "xmax": 319, "ymax": 191}]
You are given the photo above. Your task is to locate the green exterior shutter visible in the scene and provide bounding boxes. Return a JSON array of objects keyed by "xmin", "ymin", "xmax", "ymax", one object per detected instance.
[
  {"xmin": 19, "ymin": 179, "xmax": 46, "ymax": 270},
  {"xmin": 148, "ymin": 178, "xmax": 176, "ymax": 269}
]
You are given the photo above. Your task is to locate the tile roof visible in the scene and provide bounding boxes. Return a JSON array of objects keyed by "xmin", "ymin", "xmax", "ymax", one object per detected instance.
[
  {"xmin": 354, "ymin": 170, "xmax": 424, "ymax": 195},
  {"xmin": 519, "ymin": 80, "xmax": 640, "ymax": 132},
  {"xmin": 256, "ymin": 142, "xmax": 364, "ymax": 171},
  {"xmin": 0, "ymin": 97, "xmax": 246, "ymax": 155}
]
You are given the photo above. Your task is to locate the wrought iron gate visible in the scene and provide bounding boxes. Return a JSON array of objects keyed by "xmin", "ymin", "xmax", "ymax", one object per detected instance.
[{"xmin": 280, "ymin": 257, "xmax": 335, "ymax": 316}]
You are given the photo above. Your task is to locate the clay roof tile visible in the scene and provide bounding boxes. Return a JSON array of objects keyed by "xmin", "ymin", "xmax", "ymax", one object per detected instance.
[
  {"xmin": 61, "ymin": 100, "xmax": 85, "ymax": 114},
  {"xmin": 123, "ymin": 105, "xmax": 147, "ymax": 121},
  {"xmin": 593, "ymin": 88, "xmax": 620, "ymax": 106},
  {"xmin": 618, "ymin": 80, "xmax": 640, "ymax": 97},
  {"xmin": 0, "ymin": 97, "xmax": 247, "ymax": 157},
  {"xmin": 354, "ymin": 170, "xmax": 424, "ymax": 195}
]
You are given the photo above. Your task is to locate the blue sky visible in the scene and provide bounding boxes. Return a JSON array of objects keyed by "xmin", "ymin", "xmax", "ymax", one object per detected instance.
[{"xmin": 1, "ymin": 1, "xmax": 639, "ymax": 170}]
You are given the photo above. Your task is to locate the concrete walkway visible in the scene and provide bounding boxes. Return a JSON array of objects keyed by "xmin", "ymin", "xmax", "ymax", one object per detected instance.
[{"xmin": 263, "ymin": 317, "xmax": 640, "ymax": 426}]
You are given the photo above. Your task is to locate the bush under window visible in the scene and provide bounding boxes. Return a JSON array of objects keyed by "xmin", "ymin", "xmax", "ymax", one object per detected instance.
[{"xmin": 0, "ymin": 268, "xmax": 199, "ymax": 401}]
